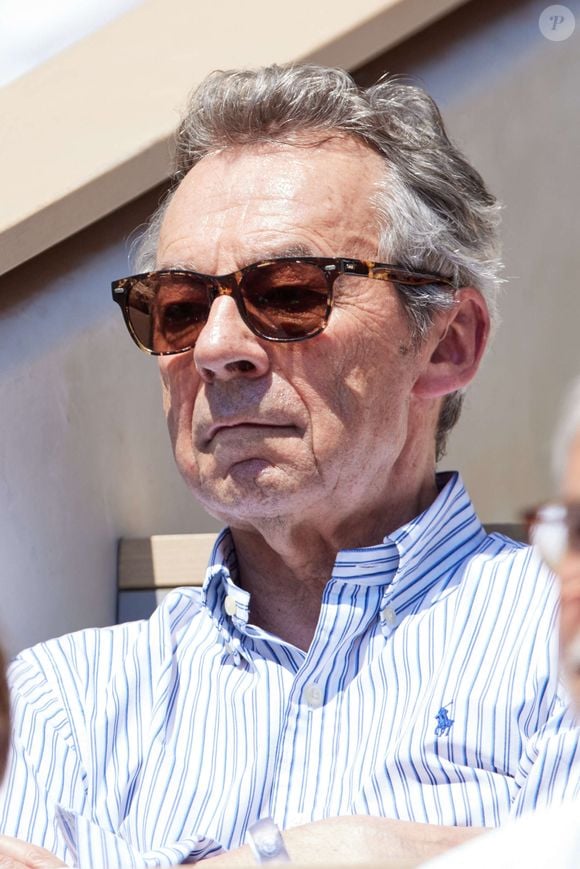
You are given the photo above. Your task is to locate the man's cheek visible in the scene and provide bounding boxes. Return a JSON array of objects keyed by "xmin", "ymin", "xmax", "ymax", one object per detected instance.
[
  {"xmin": 173, "ymin": 428, "xmax": 203, "ymax": 490},
  {"xmin": 161, "ymin": 377, "xmax": 173, "ymax": 424},
  {"xmin": 162, "ymin": 388, "xmax": 183, "ymax": 447},
  {"xmin": 161, "ymin": 370, "xmax": 195, "ymax": 432}
]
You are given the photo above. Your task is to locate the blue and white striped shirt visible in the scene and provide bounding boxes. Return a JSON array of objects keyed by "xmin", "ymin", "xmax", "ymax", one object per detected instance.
[{"xmin": 1, "ymin": 473, "xmax": 579, "ymax": 867}]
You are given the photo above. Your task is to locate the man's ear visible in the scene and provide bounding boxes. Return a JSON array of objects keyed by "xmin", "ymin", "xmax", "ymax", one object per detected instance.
[{"xmin": 412, "ymin": 288, "xmax": 490, "ymax": 399}]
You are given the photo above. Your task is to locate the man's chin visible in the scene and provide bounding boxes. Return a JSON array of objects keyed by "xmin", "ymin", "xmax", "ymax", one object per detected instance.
[
  {"xmin": 227, "ymin": 457, "xmax": 274, "ymax": 482},
  {"xmin": 191, "ymin": 464, "xmax": 311, "ymax": 525}
]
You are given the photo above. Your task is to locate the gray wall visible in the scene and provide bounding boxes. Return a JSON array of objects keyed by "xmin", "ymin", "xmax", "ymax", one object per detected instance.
[
  {"xmin": 1, "ymin": 0, "xmax": 578, "ymax": 654},
  {"xmin": 0, "ymin": 191, "xmax": 221, "ymax": 656}
]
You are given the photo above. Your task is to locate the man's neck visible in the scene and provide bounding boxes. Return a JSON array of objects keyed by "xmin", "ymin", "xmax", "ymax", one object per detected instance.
[{"xmin": 229, "ymin": 471, "xmax": 440, "ymax": 650}]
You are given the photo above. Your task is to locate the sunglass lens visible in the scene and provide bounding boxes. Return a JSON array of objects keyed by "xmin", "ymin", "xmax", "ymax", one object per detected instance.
[
  {"xmin": 127, "ymin": 274, "xmax": 211, "ymax": 353},
  {"xmin": 241, "ymin": 262, "xmax": 329, "ymax": 339}
]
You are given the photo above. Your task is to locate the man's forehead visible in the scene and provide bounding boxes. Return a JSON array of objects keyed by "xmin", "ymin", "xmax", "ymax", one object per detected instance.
[
  {"xmin": 157, "ymin": 135, "xmax": 384, "ymax": 270},
  {"xmin": 157, "ymin": 242, "xmax": 373, "ymax": 273},
  {"xmin": 166, "ymin": 135, "xmax": 384, "ymax": 207}
]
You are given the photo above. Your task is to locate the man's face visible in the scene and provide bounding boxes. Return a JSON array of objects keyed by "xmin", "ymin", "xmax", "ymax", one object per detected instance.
[
  {"xmin": 560, "ymin": 432, "xmax": 580, "ymax": 711},
  {"xmin": 156, "ymin": 136, "xmax": 439, "ymax": 530}
]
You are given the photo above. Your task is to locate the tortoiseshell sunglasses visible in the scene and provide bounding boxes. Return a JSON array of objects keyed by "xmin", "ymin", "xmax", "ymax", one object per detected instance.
[{"xmin": 111, "ymin": 256, "xmax": 455, "ymax": 355}]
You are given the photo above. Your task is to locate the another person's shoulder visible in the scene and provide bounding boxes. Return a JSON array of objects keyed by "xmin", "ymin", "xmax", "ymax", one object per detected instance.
[{"xmin": 422, "ymin": 797, "xmax": 580, "ymax": 868}]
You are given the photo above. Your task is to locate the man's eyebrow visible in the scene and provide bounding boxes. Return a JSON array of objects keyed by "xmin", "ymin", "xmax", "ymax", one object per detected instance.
[
  {"xmin": 156, "ymin": 244, "xmax": 317, "ymax": 273},
  {"xmin": 260, "ymin": 244, "xmax": 315, "ymax": 259}
]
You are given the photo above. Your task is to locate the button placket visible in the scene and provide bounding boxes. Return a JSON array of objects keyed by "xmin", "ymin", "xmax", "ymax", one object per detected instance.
[
  {"xmin": 303, "ymin": 682, "xmax": 324, "ymax": 709},
  {"xmin": 224, "ymin": 595, "xmax": 237, "ymax": 617},
  {"xmin": 379, "ymin": 601, "xmax": 398, "ymax": 636},
  {"xmin": 382, "ymin": 606, "xmax": 397, "ymax": 626},
  {"xmin": 222, "ymin": 635, "xmax": 244, "ymax": 667}
]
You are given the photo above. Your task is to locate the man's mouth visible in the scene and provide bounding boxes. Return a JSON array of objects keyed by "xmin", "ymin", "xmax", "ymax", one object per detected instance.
[{"xmin": 205, "ymin": 420, "xmax": 294, "ymax": 445}]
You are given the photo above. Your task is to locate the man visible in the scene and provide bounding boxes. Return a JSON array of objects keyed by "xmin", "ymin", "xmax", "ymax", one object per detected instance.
[
  {"xmin": 0, "ymin": 64, "xmax": 578, "ymax": 867},
  {"xmin": 424, "ymin": 376, "xmax": 580, "ymax": 867}
]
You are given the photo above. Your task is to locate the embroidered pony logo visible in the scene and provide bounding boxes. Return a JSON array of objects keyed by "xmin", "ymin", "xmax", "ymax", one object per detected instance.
[{"xmin": 434, "ymin": 703, "xmax": 454, "ymax": 737}]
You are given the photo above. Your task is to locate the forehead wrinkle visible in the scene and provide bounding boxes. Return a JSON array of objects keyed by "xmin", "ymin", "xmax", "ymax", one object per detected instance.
[
  {"xmin": 156, "ymin": 238, "xmax": 379, "ymax": 275},
  {"xmin": 157, "ymin": 136, "xmax": 383, "ymax": 272},
  {"xmin": 157, "ymin": 244, "xmax": 315, "ymax": 273}
]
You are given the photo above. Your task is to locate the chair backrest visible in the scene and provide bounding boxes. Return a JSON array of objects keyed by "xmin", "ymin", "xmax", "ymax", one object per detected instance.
[
  {"xmin": 117, "ymin": 533, "xmax": 218, "ymax": 623},
  {"xmin": 484, "ymin": 523, "xmax": 527, "ymax": 543},
  {"xmin": 116, "ymin": 524, "xmax": 527, "ymax": 623}
]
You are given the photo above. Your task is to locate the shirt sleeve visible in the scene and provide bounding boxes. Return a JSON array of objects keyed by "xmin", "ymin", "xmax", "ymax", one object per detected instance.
[
  {"xmin": 509, "ymin": 697, "xmax": 580, "ymax": 816},
  {"xmin": 56, "ymin": 806, "xmax": 223, "ymax": 867},
  {"xmin": 0, "ymin": 644, "xmax": 225, "ymax": 867},
  {"xmin": 0, "ymin": 653, "xmax": 87, "ymax": 863}
]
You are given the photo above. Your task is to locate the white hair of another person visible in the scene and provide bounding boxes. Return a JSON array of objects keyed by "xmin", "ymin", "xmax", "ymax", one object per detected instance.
[{"xmin": 553, "ymin": 375, "xmax": 580, "ymax": 485}]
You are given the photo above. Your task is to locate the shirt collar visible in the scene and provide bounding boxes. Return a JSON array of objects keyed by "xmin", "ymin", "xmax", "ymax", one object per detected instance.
[
  {"xmin": 201, "ymin": 471, "xmax": 485, "ymax": 633},
  {"xmin": 389, "ymin": 470, "xmax": 485, "ymax": 581},
  {"xmin": 384, "ymin": 471, "xmax": 486, "ymax": 616}
]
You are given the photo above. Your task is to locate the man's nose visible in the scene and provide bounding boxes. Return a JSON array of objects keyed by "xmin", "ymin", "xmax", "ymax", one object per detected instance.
[{"xmin": 193, "ymin": 295, "xmax": 270, "ymax": 382}]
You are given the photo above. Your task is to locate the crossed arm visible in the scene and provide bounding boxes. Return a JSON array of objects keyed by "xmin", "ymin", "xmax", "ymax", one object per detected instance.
[
  {"xmin": 0, "ymin": 818, "xmax": 484, "ymax": 868},
  {"xmin": 207, "ymin": 817, "xmax": 484, "ymax": 865}
]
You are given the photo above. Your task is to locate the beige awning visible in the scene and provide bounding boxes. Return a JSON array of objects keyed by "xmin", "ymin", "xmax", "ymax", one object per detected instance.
[{"xmin": 0, "ymin": 0, "xmax": 467, "ymax": 276}]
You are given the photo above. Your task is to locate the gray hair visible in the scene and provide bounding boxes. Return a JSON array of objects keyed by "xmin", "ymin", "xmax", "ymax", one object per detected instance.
[
  {"xmin": 134, "ymin": 64, "xmax": 503, "ymax": 460},
  {"xmin": 553, "ymin": 376, "xmax": 580, "ymax": 485}
]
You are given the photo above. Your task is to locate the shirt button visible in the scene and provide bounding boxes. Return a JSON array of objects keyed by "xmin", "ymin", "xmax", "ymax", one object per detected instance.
[
  {"xmin": 304, "ymin": 682, "xmax": 323, "ymax": 709},
  {"xmin": 382, "ymin": 605, "xmax": 397, "ymax": 626},
  {"xmin": 224, "ymin": 595, "xmax": 237, "ymax": 617}
]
